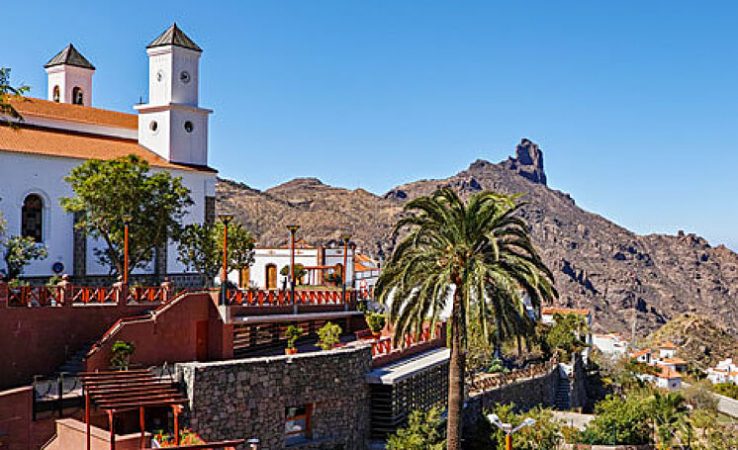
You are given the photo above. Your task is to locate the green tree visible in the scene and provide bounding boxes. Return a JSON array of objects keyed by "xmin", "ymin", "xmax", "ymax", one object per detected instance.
[
  {"xmin": 544, "ymin": 313, "xmax": 589, "ymax": 361},
  {"xmin": 177, "ymin": 221, "xmax": 255, "ymax": 287},
  {"xmin": 387, "ymin": 407, "xmax": 445, "ymax": 450},
  {"xmin": 579, "ymin": 392, "xmax": 654, "ymax": 445},
  {"xmin": 61, "ymin": 155, "xmax": 193, "ymax": 278},
  {"xmin": 3, "ymin": 235, "xmax": 48, "ymax": 279},
  {"xmin": 280, "ymin": 263, "xmax": 307, "ymax": 284},
  {"xmin": 649, "ymin": 391, "xmax": 690, "ymax": 449},
  {"xmin": 0, "ymin": 68, "xmax": 29, "ymax": 128},
  {"xmin": 481, "ymin": 404, "xmax": 563, "ymax": 450},
  {"xmin": 375, "ymin": 189, "xmax": 556, "ymax": 450}
]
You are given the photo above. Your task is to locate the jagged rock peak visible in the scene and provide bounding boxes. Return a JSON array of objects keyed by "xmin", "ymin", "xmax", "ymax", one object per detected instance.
[
  {"xmin": 268, "ymin": 177, "xmax": 327, "ymax": 191},
  {"xmin": 502, "ymin": 138, "xmax": 547, "ymax": 185}
]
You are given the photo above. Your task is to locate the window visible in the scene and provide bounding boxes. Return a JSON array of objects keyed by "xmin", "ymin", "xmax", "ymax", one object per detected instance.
[
  {"xmin": 285, "ymin": 404, "xmax": 312, "ymax": 444},
  {"xmin": 21, "ymin": 194, "xmax": 43, "ymax": 243},
  {"xmin": 72, "ymin": 87, "xmax": 84, "ymax": 105},
  {"xmin": 52, "ymin": 86, "xmax": 60, "ymax": 102},
  {"xmin": 184, "ymin": 121, "xmax": 194, "ymax": 133}
]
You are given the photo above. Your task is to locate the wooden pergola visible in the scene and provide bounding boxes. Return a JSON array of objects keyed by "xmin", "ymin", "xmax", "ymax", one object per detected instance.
[{"xmin": 79, "ymin": 369, "xmax": 188, "ymax": 450}]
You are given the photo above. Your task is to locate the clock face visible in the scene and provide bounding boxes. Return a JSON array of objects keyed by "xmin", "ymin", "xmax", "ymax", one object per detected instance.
[{"xmin": 180, "ymin": 71, "xmax": 191, "ymax": 84}]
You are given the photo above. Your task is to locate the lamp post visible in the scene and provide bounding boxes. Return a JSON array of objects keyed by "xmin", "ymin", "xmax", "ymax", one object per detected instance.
[
  {"xmin": 122, "ymin": 215, "xmax": 133, "ymax": 285},
  {"xmin": 219, "ymin": 214, "xmax": 234, "ymax": 306},
  {"xmin": 286, "ymin": 224, "xmax": 300, "ymax": 311},
  {"xmin": 487, "ymin": 414, "xmax": 536, "ymax": 450},
  {"xmin": 341, "ymin": 234, "xmax": 351, "ymax": 307},
  {"xmin": 246, "ymin": 438, "xmax": 260, "ymax": 450}
]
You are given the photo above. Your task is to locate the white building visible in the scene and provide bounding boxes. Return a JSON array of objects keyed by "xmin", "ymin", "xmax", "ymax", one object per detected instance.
[
  {"xmin": 707, "ymin": 358, "xmax": 738, "ymax": 385},
  {"xmin": 0, "ymin": 25, "xmax": 217, "ymax": 283},
  {"xmin": 225, "ymin": 241, "xmax": 356, "ymax": 290},
  {"xmin": 592, "ymin": 333, "xmax": 629, "ymax": 356}
]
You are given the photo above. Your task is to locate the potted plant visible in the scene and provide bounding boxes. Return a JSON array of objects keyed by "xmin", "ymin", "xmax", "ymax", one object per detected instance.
[
  {"xmin": 285, "ymin": 325, "xmax": 303, "ymax": 355},
  {"xmin": 316, "ymin": 322, "xmax": 342, "ymax": 350},
  {"xmin": 110, "ymin": 340, "xmax": 135, "ymax": 370},
  {"xmin": 365, "ymin": 312, "xmax": 386, "ymax": 339}
]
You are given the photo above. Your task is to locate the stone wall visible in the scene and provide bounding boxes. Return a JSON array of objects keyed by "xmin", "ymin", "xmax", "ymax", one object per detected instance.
[
  {"xmin": 464, "ymin": 365, "xmax": 560, "ymax": 424},
  {"xmin": 176, "ymin": 345, "xmax": 372, "ymax": 450}
]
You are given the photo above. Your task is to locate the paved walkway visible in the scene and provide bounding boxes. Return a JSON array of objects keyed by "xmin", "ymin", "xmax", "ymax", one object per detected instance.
[{"xmin": 552, "ymin": 411, "xmax": 595, "ymax": 430}]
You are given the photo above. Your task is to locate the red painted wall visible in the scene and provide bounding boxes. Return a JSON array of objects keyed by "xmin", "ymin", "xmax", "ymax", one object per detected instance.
[
  {"xmin": 0, "ymin": 300, "xmax": 158, "ymax": 389},
  {"xmin": 0, "ymin": 386, "xmax": 32, "ymax": 450},
  {"xmin": 85, "ymin": 293, "xmax": 227, "ymax": 371}
]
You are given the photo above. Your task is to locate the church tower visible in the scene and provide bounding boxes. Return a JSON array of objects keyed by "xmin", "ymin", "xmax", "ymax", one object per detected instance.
[
  {"xmin": 45, "ymin": 44, "xmax": 95, "ymax": 106},
  {"xmin": 135, "ymin": 24, "xmax": 212, "ymax": 166}
]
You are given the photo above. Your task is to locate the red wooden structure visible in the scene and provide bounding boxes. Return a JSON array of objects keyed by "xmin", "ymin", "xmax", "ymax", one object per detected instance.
[{"xmin": 79, "ymin": 369, "xmax": 188, "ymax": 450}]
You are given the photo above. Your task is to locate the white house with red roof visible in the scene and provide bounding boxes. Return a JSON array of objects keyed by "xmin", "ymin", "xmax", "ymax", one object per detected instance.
[
  {"xmin": 628, "ymin": 341, "xmax": 687, "ymax": 390},
  {"xmin": 0, "ymin": 24, "xmax": 217, "ymax": 283}
]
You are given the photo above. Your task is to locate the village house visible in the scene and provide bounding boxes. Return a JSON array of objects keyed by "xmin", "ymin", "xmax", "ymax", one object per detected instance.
[
  {"xmin": 628, "ymin": 341, "xmax": 687, "ymax": 390},
  {"xmin": 707, "ymin": 357, "xmax": 738, "ymax": 384},
  {"xmin": 592, "ymin": 333, "xmax": 629, "ymax": 356},
  {"xmin": 0, "ymin": 25, "xmax": 217, "ymax": 285}
]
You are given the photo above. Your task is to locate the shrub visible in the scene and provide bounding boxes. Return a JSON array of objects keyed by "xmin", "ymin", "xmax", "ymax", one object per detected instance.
[
  {"xmin": 316, "ymin": 322, "xmax": 342, "ymax": 350},
  {"xmin": 483, "ymin": 404, "xmax": 563, "ymax": 450},
  {"xmin": 712, "ymin": 382, "xmax": 738, "ymax": 400},
  {"xmin": 285, "ymin": 325, "xmax": 303, "ymax": 350},
  {"xmin": 110, "ymin": 340, "xmax": 135, "ymax": 370},
  {"xmin": 365, "ymin": 312, "xmax": 386, "ymax": 334},
  {"xmin": 387, "ymin": 407, "xmax": 445, "ymax": 450},
  {"xmin": 578, "ymin": 392, "xmax": 653, "ymax": 445}
]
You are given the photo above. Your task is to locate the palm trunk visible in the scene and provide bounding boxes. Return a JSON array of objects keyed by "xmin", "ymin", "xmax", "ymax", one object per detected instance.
[
  {"xmin": 516, "ymin": 335, "xmax": 522, "ymax": 356},
  {"xmin": 446, "ymin": 283, "xmax": 465, "ymax": 450},
  {"xmin": 494, "ymin": 313, "xmax": 502, "ymax": 359}
]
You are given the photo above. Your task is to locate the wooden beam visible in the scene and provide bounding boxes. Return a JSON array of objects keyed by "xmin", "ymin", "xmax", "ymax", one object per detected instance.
[{"xmin": 107, "ymin": 409, "xmax": 115, "ymax": 450}]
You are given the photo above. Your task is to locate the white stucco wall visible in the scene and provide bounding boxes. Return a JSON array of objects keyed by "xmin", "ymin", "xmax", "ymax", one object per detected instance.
[{"xmin": 0, "ymin": 151, "xmax": 215, "ymax": 278}]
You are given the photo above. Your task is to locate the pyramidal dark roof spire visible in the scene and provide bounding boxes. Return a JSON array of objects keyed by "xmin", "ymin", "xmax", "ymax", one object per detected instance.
[
  {"xmin": 147, "ymin": 23, "xmax": 202, "ymax": 52},
  {"xmin": 44, "ymin": 44, "xmax": 95, "ymax": 70}
]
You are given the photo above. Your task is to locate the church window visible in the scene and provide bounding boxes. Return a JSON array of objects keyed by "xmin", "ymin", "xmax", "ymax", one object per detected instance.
[
  {"xmin": 52, "ymin": 86, "xmax": 60, "ymax": 102},
  {"xmin": 21, "ymin": 194, "xmax": 43, "ymax": 243},
  {"xmin": 184, "ymin": 121, "xmax": 194, "ymax": 133},
  {"xmin": 72, "ymin": 87, "xmax": 84, "ymax": 105}
]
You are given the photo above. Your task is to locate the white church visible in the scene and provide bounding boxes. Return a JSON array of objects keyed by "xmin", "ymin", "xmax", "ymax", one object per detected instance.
[{"xmin": 0, "ymin": 24, "xmax": 217, "ymax": 283}]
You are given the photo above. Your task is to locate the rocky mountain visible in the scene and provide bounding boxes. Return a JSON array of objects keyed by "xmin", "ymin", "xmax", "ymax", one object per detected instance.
[
  {"xmin": 644, "ymin": 313, "xmax": 738, "ymax": 368},
  {"xmin": 216, "ymin": 139, "xmax": 738, "ymax": 337}
]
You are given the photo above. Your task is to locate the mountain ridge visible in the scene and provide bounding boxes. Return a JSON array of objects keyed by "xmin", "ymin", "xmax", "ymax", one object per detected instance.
[{"xmin": 216, "ymin": 139, "xmax": 738, "ymax": 337}]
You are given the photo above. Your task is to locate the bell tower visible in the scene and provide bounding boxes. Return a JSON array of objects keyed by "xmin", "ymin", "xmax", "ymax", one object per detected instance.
[
  {"xmin": 44, "ymin": 44, "xmax": 95, "ymax": 106},
  {"xmin": 135, "ymin": 24, "xmax": 212, "ymax": 166}
]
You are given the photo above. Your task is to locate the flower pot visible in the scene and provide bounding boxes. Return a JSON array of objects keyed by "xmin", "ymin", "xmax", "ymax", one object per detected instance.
[
  {"xmin": 372, "ymin": 331, "xmax": 382, "ymax": 339},
  {"xmin": 285, "ymin": 347, "xmax": 298, "ymax": 355}
]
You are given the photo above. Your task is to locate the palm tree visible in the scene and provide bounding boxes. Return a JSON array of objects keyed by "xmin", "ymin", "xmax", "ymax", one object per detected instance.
[
  {"xmin": 375, "ymin": 188, "xmax": 556, "ymax": 450},
  {"xmin": 0, "ymin": 68, "xmax": 29, "ymax": 127},
  {"xmin": 650, "ymin": 391, "xmax": 690, "ymax": 450}
]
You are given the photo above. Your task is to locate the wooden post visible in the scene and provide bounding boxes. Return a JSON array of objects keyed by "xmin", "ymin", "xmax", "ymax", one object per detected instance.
[
  {"xmin": 85, "ymin": 390, "xmax": 91, "ymax": 450},
  {"xmin": 108, "ymin": 410, "xmax": 116, "ymax": 450},
  {"xmin": 173, "ymin": 405, "xmax": 181, "ymax": 446},
  {"xmin": 139, "ymin": 406, "xmax": 146, "ymax": 448}
]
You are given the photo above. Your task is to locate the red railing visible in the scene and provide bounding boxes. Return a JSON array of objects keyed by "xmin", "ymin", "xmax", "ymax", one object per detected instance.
[
  {"xmin": 7, "ymin": 285, "xmax": 62, "ymax": 307},
  {"xmin": 226, "ymin": 289, "xmax": 351, "ymax": 307},
  {"xmin": 370, "ymin": 323, "xmax": 445, "ymax": 359},
  {"xmin": 3, "ymin": 284, "xmax": 176, "ymax": 307}
]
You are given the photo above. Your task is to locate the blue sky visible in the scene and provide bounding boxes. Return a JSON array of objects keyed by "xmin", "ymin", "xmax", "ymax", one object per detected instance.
[{"xmin": 4, "ymin": 1, "xmax": 737, "ymax": 249}]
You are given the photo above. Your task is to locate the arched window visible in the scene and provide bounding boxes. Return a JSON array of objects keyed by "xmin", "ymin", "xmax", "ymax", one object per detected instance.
[
  {"xmin": 52, "ymin": 86, "xmax": 60, "ymax": 102},
  {"xmin": 22, "ymin": 194, "xmax": 43, "ymax": 243},
  {"xmin": 72, "ymin": 87, "xmax": 84, "ymax": 105}
]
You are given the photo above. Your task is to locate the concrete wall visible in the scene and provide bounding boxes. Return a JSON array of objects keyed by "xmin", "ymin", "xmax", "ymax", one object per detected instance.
[
  {"xmin": 176, "ymin": 345, "xmax": 372, "ymax": 450},
  {"xmin": 46, "ymin": 418, "xmax": 148, "ymax": 450}
]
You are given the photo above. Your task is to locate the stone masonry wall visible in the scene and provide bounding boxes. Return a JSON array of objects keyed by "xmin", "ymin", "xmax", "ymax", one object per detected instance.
[{"xmin": 176, "ymin": 345, "xmax": 372, "ymax": 450}]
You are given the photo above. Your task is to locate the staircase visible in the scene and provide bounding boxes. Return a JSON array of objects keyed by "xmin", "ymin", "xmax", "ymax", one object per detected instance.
[
  {"xmin": 56, "ymin": 342, "xmax": 95, "ymax": 376},
  {"xmin": 555, "ymin": 375, "xmax": 571, "ymax": 410}
]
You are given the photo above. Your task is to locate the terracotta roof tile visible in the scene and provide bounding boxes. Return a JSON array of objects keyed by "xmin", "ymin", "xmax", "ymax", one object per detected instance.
[
  {"xmin": 541, "ymin": 307, "xmax": 590, "ymax": 316},
  {"xmin": 659, "ymin": 341, "xmax": 678, "ymax": 349},
  {"xmin": 11, "ymin": 97, "xmax": 137, "ymax": 130},
  {"xmin": 0, "ymin": 124, "xmax": 210, "ymax": 172}
]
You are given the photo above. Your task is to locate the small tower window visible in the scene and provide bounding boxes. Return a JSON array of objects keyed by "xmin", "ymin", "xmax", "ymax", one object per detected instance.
[
  {"xmin": 72, "ymin": 87, "xmax": 84, "ymax": 105},
  {"xmin": 149, "ymin": 121, "xmax": 159, "ymax": 132},
  {"xmin": 52, "ymin": 86, "xmax": 60, "ymax": 102},
  {"xmin": 22, "ymin": 194, "xmax": 44, "ymax": 243},
  {"xmin": 184, "ymin": 121, "xmax": 194, "ymax": 133}
]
